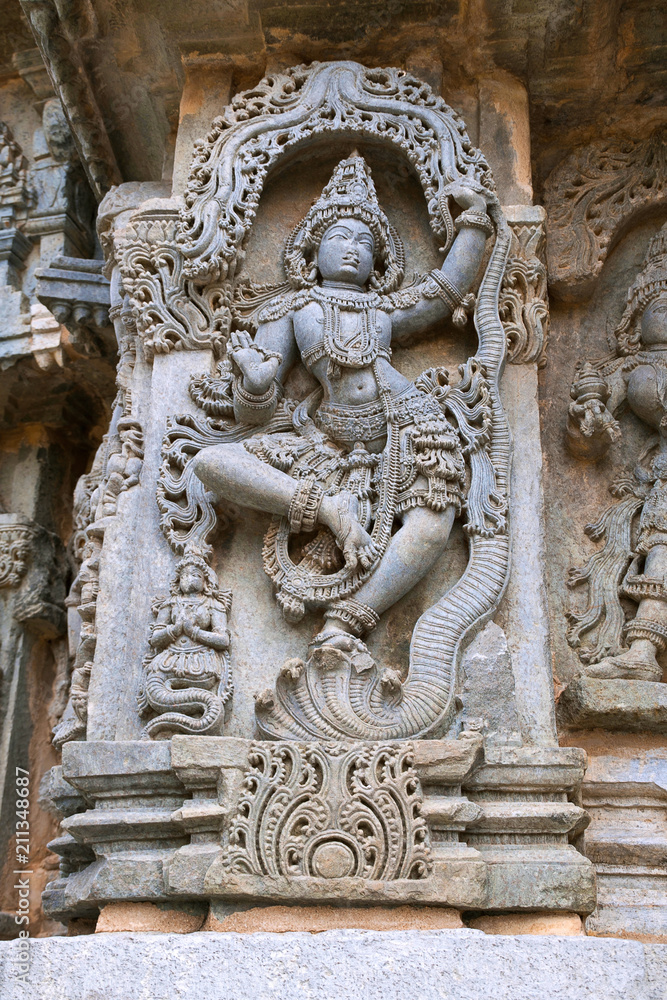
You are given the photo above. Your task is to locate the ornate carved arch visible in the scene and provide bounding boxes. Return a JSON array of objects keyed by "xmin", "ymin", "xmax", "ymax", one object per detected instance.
[{"xmin": 177, "ymin": 62, "xmax": 496, "ymax": 282}]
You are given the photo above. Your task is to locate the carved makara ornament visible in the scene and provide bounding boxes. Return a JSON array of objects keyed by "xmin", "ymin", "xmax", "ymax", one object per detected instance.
[
  {"xmin": 138, "ymin": 547, "xmax": 232, "ymax": 738},
  {"xmin": 567, "ymin": 222, "xmax": 667, "ymax": 682},
  {"xmin": 150, "ymin": 62, "xmax": 512, "ymax": 742}
]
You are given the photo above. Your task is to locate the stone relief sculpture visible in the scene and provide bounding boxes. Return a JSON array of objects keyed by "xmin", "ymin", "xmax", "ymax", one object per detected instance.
[
  {"xmin": 566, "ymin": 222, "xmax": 667, "ymax": 682},
  {"xmin": 99, "ymin": 416, "xmax": 144, "ymax": 517},
  {"xmin": 545, "ymin": 125, "xmax": 667, "ymax": 300},
  {"xmin": 193, "ymin": 154, "xmax": 496, "ymax": 672},
  {"xmin": 149, "ymin": 62, "xmax": 512, "ymax": 743},
  {"xmin": 138, "ymin": 547, "xmax": 232, "ymax": 738},
  {"xmin": 39, "ymin": 62, "xmax": 597, "ymax": 928},
  {"xmin": 221, "ymin": 741, "xmax": 431, "ymax": 880}
]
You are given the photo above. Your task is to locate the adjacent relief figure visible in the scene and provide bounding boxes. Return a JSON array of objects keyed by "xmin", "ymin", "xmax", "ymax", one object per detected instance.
[
  {"xmin": 138, "ymin": 547, "xmax": 233, "ymax": 737},
  {"xmin": 567, "ymin": 222, "xmax": 667, "ymax": 682}
]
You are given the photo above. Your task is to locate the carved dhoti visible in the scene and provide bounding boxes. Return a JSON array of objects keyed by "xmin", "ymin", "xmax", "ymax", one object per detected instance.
[{"xmin": 243, "ymin": 380, "xmax": 465, "ymax": 622}]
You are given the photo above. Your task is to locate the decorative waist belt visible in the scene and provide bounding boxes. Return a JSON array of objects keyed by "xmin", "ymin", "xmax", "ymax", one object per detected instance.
[{"xmin": 315, "ymin": 384, "xmax": 443, "ymax": 445}]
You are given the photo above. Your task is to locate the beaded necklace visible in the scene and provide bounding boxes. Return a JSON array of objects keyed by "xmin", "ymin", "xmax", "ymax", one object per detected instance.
[{"xmin": 301, "ymin": 286, "xmax": 390, "ymax": 377}]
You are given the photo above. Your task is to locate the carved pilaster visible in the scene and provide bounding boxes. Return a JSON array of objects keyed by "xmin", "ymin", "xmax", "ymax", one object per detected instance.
[{"xmin": 501, "ymin": 205, "xmax": 549, "ymax": 368}]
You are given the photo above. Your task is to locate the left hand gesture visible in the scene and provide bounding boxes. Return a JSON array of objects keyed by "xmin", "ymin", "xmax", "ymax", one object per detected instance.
[
  {"xmin": 448, "ymin": 181, "xmax": 493, "ymax": 214},
  {"xmin": 229, "ymin": 331, "xmax": 280, "ymax": 395}
]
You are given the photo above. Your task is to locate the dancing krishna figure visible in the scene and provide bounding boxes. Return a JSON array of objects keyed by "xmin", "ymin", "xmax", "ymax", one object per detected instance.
[{"xmin": 191, "ymin": 154, "xmax": 505, "ymax": 736}]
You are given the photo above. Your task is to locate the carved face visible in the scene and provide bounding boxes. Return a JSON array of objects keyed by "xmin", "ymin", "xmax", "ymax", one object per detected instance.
[
  {"xmin": 641, "ymin": 292, "xmax": 667, "ymax": 346},
  {"xmin": 316, "ymin": 219, "xmax": 375, "ymax": 287},
  {"xmin": 179, "ymin": 564, "xmax": 206, "ymax": 595}
]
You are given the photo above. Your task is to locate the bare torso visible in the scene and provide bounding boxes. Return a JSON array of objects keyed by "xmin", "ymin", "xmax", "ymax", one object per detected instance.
[{"xmin": 293, "ymin": 300, "xmax": 409, "ymax": 406}]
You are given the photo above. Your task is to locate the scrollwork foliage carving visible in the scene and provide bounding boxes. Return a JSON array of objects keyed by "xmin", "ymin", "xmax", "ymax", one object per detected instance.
[
  {"xmin": 501, "ymin": 222, "xmax": 549, "ymax": 368},
  {"xmin": 545, "ymin": 126, "xmax": 667, "ymax": 299},
  {"xmin": 118, "ymin": 213, "xmax": 232, "ymax": 359},
  {"xmin": 223, "ymin": 741, "xmax": 431, "ymax": 880}
]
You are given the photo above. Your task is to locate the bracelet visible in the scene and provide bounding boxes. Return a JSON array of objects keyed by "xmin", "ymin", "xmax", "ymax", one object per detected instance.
[
  {"xmin": 426, "ymin": 269, "xmax": 464, "ymax": 311},
  {"xmin": 324, "ymin": 599, "xmax": 380, "ymax": 637},
  {"xmin": 454, "ymin": 209, "xmax": 494, "ymax": 238},
  {"xmin": 624, "ymin": 617, "xmax": 667, "ymax": 652},
  {"xmin": 254, "ymin": 346, "xmax": 283, "ymax": 364},
  {"xmin": 301, "ymin": 481, "xmax": 324, "ymax": 532},
  {"xmin": 288, "ymin": 478, "xmax": 324, "ymax": 534},
  {"xmin": 232, "ymin": 376, "xmax": 279, "ymax": 411}
]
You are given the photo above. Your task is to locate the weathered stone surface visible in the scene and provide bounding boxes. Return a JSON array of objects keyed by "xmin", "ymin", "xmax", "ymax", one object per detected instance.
[
  {"xmin": 1, "ymin": 931, "xmax": 666, "ymax": 1000},
  {"xmin": 459, "ymin": 622, "xmax": 521, "ymax": 745},
  {"xmin": 204, "ymin": 904, "xmax": 465, "ymax": 933},
  {"xmin": 558, "ymin": 679, "xmax": 667, "ymax": 733},
  {"xmin": 498, "ymin": 362, "xmax": 557, "ymax": 746},
  {"xmin": 582, "ymin": 751, "xmax": 667, "ymax": 942},
  {"xmin": 96, "ymin": 903, "xmax": 206, "ymax": 934},
  {"xmin": 468, "ymin": 912, "xmax": 584, "ymax": 936}
]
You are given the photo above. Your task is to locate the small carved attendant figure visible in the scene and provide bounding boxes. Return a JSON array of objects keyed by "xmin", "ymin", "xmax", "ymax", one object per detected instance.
[
  {"xmin": 139, "ymin": 547, "xmax": 232, "ymax": 737},
  {"xmin": 193, "ymin": 154, "xmax": 495, "ymax": 668},
  {"xmin": 567, "ymin": 223, "xmax": 667, "ymax": 682},
  {"xmin": 100, "ymin": 417, "xmax": 144, "ymax": 517}
]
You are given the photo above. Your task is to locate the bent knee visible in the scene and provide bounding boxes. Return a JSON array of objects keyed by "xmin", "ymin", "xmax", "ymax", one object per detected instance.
[
  {"xmin": 402, "ymin": 504, "xmax": 456, "ymax": 543},
  {"xmin": 190, "ymin": 444, "xmax": 246, "ymax": 490}
]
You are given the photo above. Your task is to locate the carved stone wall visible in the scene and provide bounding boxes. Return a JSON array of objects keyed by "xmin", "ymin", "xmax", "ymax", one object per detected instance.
[{"xmin": 0, "ymin": 0, "xmax": 665, "ymax": 974}]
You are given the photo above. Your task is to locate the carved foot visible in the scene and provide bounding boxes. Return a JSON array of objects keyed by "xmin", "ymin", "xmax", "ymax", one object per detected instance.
[
  {"xmin": 320, "ymin": 491, "xmax": 378, "ymax": 571},
  {"xmin": 583, "ymin": 645, "xmax": 663, "ymax": 682},
  {"xmin": 51, "ymin": 717, "xmax": 86, "ymax": 750},
  {"xmin": 308, "ymin": 629, "xmax": 375, "ymax": 673}
]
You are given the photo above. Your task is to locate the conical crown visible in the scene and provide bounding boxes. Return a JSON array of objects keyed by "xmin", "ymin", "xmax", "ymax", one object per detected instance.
[
  {"xmin": 284, "ymin": 154, "xmax": 404, "ymax": 293},
  {"xmin": 317, "ymin": 154, "xmax": 383, "ymax": 221},
  {"xmin": 615, "ymin": 221, "xmax": 667, "ymax": 354}
]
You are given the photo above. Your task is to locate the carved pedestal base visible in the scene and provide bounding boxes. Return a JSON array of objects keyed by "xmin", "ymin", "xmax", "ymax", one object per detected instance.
[
  {"xmin": 582, "ymin": 752, "xmax": 667, "ymax": 942},
  {"xmin": 557, "ymin": 678, "xmax": 667, "ymax": 733},
  {"xmin": 42, "ymin": 737, "xmax": 595, "ymax": 921}
]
